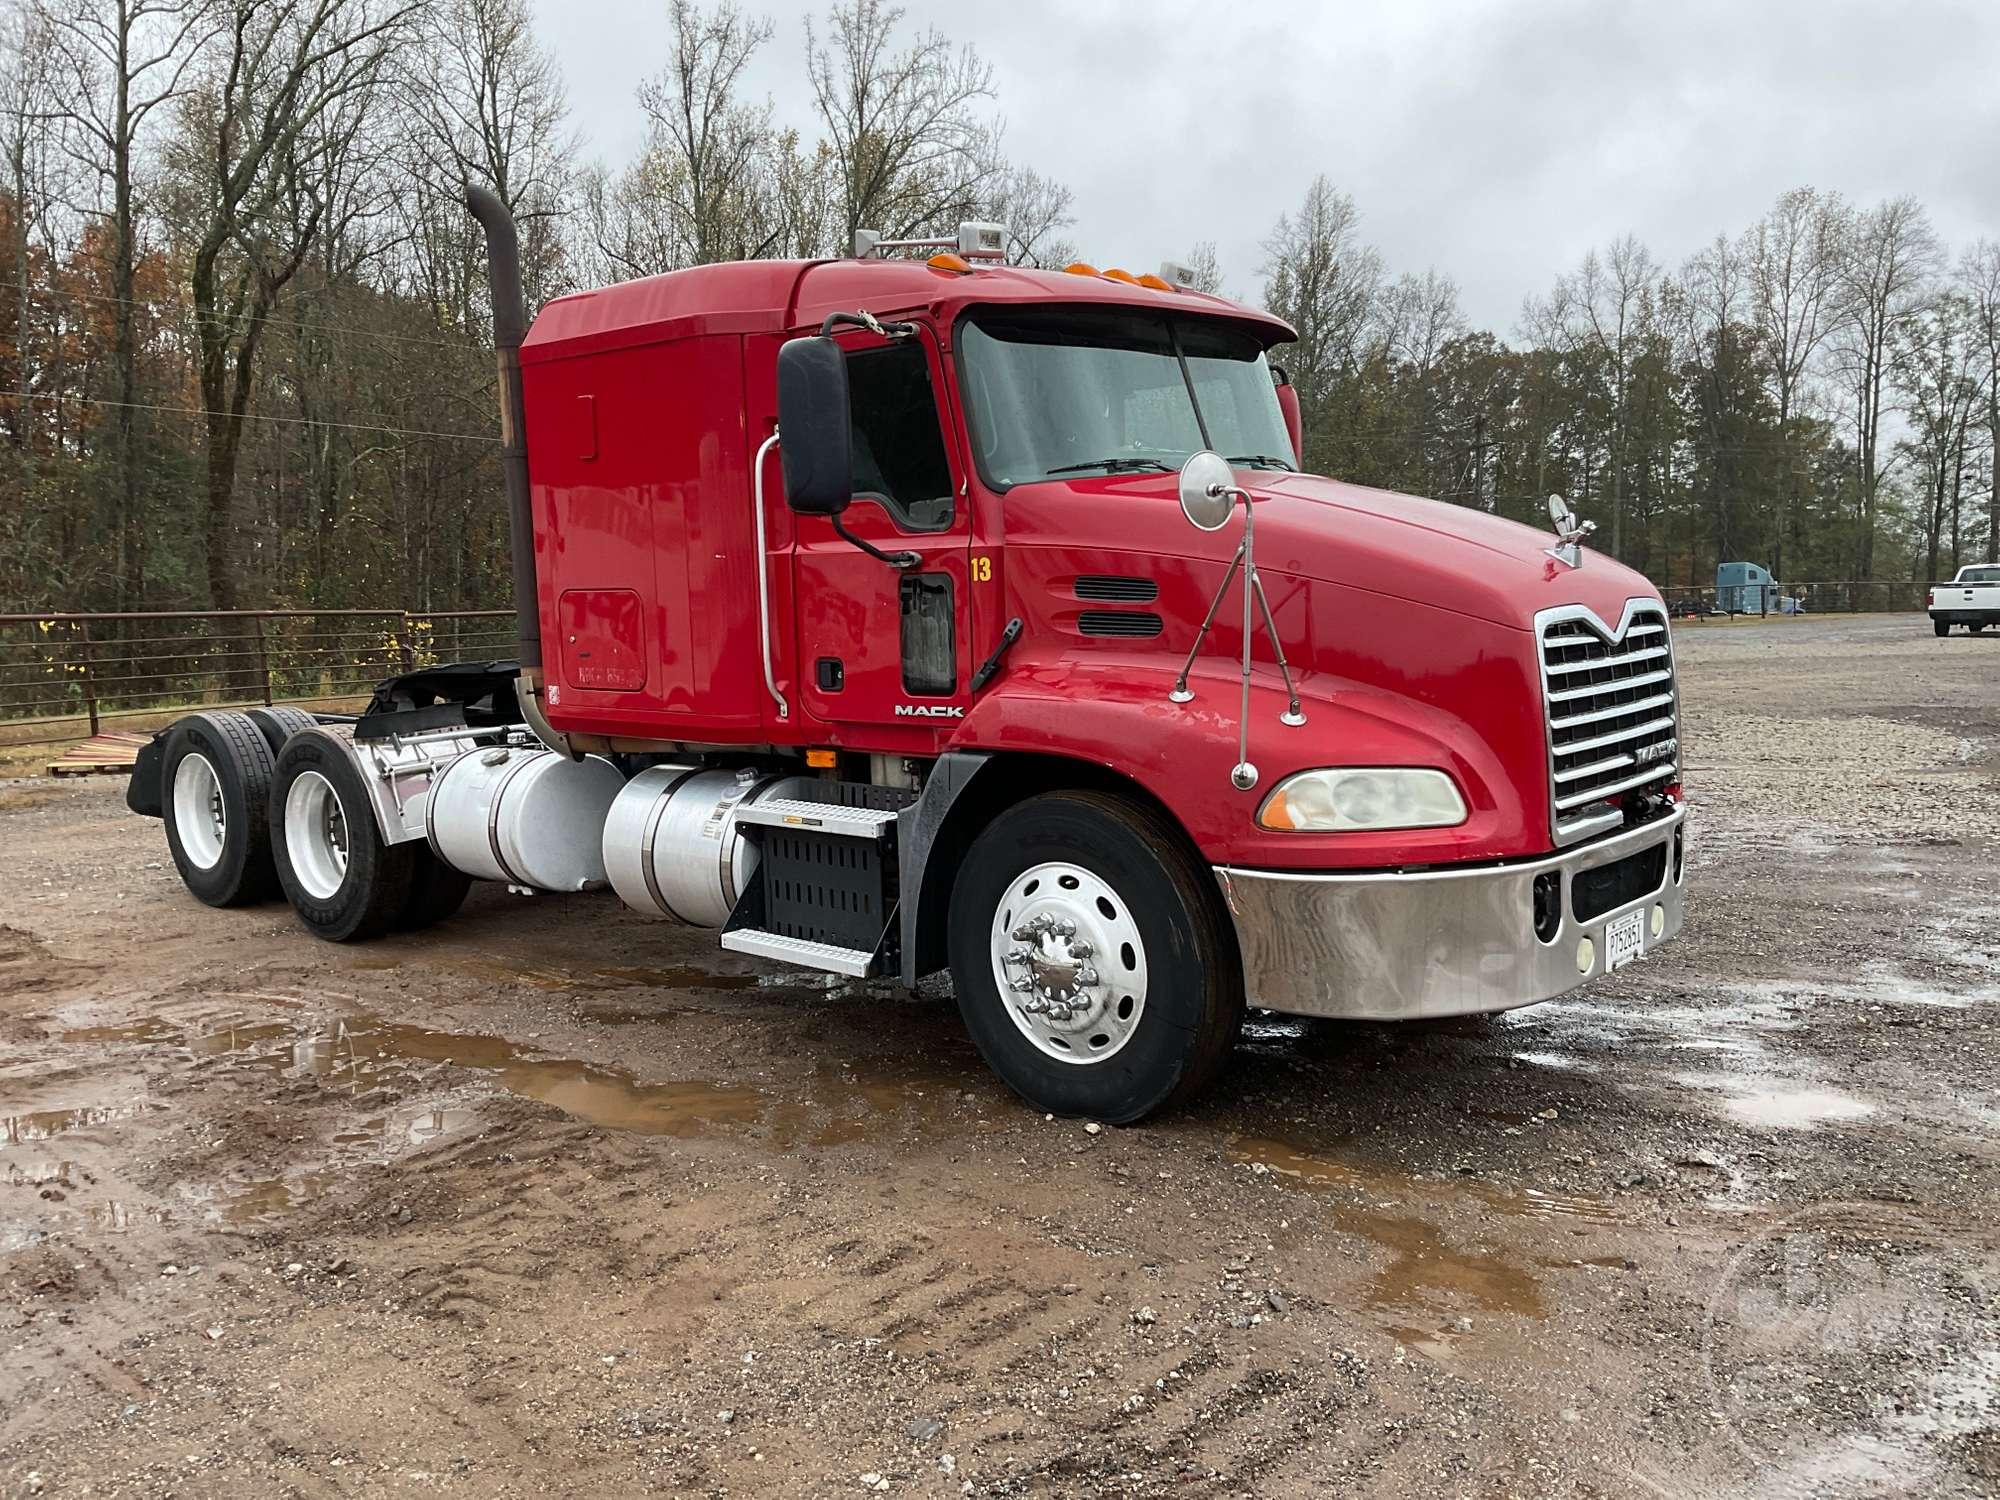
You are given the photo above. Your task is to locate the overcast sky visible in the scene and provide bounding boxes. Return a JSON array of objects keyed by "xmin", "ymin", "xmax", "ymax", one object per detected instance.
[{"xmin": 529, "ymin": 0, "xmax": 2000, "ymax": 332}]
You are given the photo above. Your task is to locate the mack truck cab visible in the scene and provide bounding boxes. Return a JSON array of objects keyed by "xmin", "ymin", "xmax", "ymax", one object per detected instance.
[{"xmin": 129, "ymin": 194, "xmax": 1687, "ymax": 1122}]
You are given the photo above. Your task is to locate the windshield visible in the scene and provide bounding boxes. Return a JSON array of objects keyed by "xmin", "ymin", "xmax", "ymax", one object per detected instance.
[{"xmin": 957, "ymin": 309, "xmax": 1294, "ymax": 489}]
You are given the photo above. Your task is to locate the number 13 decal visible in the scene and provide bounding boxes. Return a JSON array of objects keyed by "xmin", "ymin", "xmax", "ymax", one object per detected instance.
[{"xmin": 971, "ymin": 555, "xmax": 993, "ymax": 582}]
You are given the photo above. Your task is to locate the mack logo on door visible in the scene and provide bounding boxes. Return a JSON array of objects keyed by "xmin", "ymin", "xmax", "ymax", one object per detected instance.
[{"xmin": 895, "ymin": 703, "xmax": 965, "ymax": 719}]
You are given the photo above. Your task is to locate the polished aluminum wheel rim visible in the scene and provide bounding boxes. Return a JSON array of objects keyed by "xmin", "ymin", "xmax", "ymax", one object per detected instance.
[
  {"xmin": 989, "ymin": 860, "xmax": 1149, "ymax": 1065},
  {"xmin": 285, "ymin": 770, "xmax": 350, "ymax": 900},
  {"xmin": 171, "ymin": 752, "xmax": 226, "ymax": 870}
]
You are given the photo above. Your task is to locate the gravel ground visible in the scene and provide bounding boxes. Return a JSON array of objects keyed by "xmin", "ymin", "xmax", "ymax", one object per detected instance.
[{"xmin": 1, "ymin": 613, "xmax": 1996, "ymax": 1499}]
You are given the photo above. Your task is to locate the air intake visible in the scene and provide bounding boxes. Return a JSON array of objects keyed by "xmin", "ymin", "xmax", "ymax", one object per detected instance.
[
  {"xmin": 1074, "ymin": 575, "xmax": 1158, "ymax": 603},
  {"xmin": 1078, "ymin": 611, "xmax": 1164, "ymax": 638}
]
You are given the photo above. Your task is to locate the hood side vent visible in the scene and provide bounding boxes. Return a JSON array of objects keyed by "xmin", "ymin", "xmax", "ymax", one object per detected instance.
[
  {"xmin": 1074, "ymin": 575, "xmax": 1158, "ymax": 603},
  {"xmin": 1078, "ymin": 610, "xmax": 1163, "ymax": 638}
]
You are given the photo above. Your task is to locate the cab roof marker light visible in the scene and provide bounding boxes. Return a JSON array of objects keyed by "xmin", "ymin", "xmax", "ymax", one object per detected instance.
[
  {"xmin": 927, "ymin": 252, "xmax": 973, "ymax": 274},
  {"xmin": 1136, "ymin": 273, "xmax": 1176, "ymax": 291},
  {"xmin": 851, "ymin": 221, "xmax": 1006, "ymax": 261},
  {"xmin": 1102, "ymin": 267, "xmax": 1140, "ymax": 285},
  {"xmin": 1063, "ymin": 262, "xmax": 1101, "ymax": 277}
]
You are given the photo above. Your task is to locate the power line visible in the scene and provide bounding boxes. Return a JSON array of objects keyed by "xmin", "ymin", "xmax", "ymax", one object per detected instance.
[
  {"xmin": 11, "ymin": 390, "xmax": 498, "ymax": 444},
  {"xmin": 39, "ymin": 284, "xmax": 491, "ymax": 355}
]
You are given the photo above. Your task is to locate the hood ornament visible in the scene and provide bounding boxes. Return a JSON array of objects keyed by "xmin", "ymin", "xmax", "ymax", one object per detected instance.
[
  {"xmin": 1166, "ymin": 451, "xmax": 1305, "ymax": 792},
  {"xmin": 1546, "ymin": 494, "xmax": 1595, "ymax": 569}
]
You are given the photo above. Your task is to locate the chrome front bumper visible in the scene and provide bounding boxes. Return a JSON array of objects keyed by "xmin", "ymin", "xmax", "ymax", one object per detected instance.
[{"xmin": 1214, "ymin": 806, "xmax": 1686, "ymax": 1021}]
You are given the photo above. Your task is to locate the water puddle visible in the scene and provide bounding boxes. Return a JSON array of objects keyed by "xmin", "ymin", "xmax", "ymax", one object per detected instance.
[
  {"xmin": 345, "ymin": 954, "xmax": 763, "ymax": 993},
  {"xmin": 1228, "ymin": 1135, "xmax": 1639, "ymax": 1341},
  {"xmin": 51, "ymin": 1008, "xmax": 972, "ymax": 1170},
  {"xmin": 3, "ymin": 1101, "xmax": 153, "ymax": 1145}
]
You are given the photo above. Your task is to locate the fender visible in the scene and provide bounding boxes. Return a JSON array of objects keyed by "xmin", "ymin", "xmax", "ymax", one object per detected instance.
[{"xmin": 943, "ymin": 655, "xmax": 1529, "ymax": 870}]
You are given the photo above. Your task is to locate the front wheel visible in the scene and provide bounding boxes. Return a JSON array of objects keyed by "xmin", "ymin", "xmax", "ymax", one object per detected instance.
[{"xmin": 947, "ymin": 791, "xmax": 1242, "ymax": 1123}]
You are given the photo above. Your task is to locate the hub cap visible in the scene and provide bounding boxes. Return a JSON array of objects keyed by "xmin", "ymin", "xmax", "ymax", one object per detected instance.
[
  {"xmin": 284, "ymin": 770, "xmax": 350, "ymax": 901},
  {"xmin": 989, "ymin": 861, "xmax": 1149, "ymax": 1065},
  {"xmin": 171, "ymin": 752, "xmax": 226, "ymax": 869}
]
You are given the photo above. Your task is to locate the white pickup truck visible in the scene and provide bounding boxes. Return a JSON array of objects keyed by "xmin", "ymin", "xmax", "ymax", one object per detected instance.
[{"xmin": 1929, "ymin": 564, "xmax": 2000, "ymax": 636}]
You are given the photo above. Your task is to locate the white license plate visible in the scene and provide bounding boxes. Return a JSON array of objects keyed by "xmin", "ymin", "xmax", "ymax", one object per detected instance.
[{"xmin": 1604, "ymin": 909, "xmax": 1646, "ymax": 970}]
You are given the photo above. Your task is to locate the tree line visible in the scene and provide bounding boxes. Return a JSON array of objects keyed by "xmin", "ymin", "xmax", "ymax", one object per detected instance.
[{"xmin": 1, "ymin": 0, "xmax": 1994, "ymax": 624}]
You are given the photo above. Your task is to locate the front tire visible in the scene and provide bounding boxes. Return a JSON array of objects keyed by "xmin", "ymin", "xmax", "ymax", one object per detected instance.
[
  {"xmin": 947, "ymin": 791, "xmax": 1242, "ymax": 1123},
  {"xmin": 161, "ymin": 712, "xmax": 280, "ymax": 907},
  {"xmin": 270, "ymin": 732, "xmax": 415, "ymax": 942}
]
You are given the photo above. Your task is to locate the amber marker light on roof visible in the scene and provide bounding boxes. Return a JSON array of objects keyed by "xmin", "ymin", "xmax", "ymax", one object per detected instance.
[
  {"xmin": 927, "ymin": 252, "xmax": 973, "ymax": 273},
  {"xmin": 1063, "ymin": 262, "xmax": 1100, "ymax": 277},
  {"xmin": 1137, "ymin": 273, "xmax": 1176, "ymax": 291},
  {"xmin": 1102, "ymin": 268, "xmax": 1140, "ymax": 285}
]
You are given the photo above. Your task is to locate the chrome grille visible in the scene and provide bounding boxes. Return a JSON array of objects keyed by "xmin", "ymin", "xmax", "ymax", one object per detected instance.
[{"xmin": 1538, "ymin": 602, "xmax": 1679, "ymax": 845}]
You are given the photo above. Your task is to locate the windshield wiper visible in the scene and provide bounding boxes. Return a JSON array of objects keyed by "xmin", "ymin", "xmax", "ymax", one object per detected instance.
[
  {"xmin": 1224, "ymin": 453, "xmax": 1296, "ymax": 471},
  {"xmin": 1044, "ymin": 457, "xmax": 1174, "ymax": 476}
]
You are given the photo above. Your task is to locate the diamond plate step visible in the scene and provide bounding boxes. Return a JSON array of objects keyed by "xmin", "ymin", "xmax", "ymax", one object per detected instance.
[
  {"xmin": 718, "ymin": 928, "xmax": 879, "ymax": 977},
  {"xmin": 734, "ymin": 798, "xmax": 900, "ymax": 836}
]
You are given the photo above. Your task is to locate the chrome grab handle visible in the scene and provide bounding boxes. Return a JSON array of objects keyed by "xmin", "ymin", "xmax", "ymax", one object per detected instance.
[{"xmin": 752, "ymin": 431, "xmax": 789, "ymax": 720}]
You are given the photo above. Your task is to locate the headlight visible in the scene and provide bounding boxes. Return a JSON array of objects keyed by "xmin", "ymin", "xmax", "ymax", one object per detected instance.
[{"xmin": 1257, "ymin": 768, "xmax": 1467, "ymax": 832}]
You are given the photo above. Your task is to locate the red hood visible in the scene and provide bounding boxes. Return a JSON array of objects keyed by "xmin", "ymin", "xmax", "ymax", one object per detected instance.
[
  {"xmin": 1016, "ymin": 470, "xmax": 1660, "ymax": 631},
  {"xmin": 1247, "ymin": 472, "xmax": 1657, "ymax": 628}
]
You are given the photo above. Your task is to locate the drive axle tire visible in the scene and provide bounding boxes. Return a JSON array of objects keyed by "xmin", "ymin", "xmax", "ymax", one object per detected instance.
[
  {"xmin": 270, "ymin": 732, "xmax": 415, "ymax": 942},
  {"xmin": 161, "ymin": 711, "xmax": 280, "ymax": 907},
  {"xmin": 1935, "ymin": 619, "xmax": 1951, "ymax": 637},
  {"xmin": 947, "ymin": 790, "xmax": 1242, "ymax": 1123},
  {"xmin": 398, "ymin": 844, "xmax": 474, "ymax": 931},
  {"xmin": 245, "ymin": 705, "xmax": 319, "ymax": 757}
]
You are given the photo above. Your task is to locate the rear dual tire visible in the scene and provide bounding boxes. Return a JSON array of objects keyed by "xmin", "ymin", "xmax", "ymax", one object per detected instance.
[
  {"xmin": 947, "ymin": 791, "xmax": 1242, "ymax": 1124},
  {"xmin": 268, "ymin": 733, "xmax": 475, "ymax": 941},
  {"xmin": 161, "ymin": 711, "xmax": 280, "ymax": 907}
]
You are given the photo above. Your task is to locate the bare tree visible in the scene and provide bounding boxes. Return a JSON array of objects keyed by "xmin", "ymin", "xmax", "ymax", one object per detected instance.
[
  {"xmin": 1177, "ymin": 241, "xmax": 1223, "ymax": 295},
  {"xmin": 1527, "ymin": 235, "xmax": 1656, "ymax": 558},
  {"xmin": 1678, "ymin": 233, "xmax": 1752, "ymax": 563},
  {"xmin": 1963, "ymin": 240, "xmax": 2000, "ymax": 563},
  {"xmin": 1895, "ymin": 294, "xmax": 1981, "ymax": 579},
  {"xmin": 1833, "ymin": 195, "xmax": 1943, "ymax": 577},
  {"xmin": 806, "ymin": 0, "xmax": 996, "ymax": 251},
  {"xmin": 0, "ymin": 0, "xmax": 61, "ymax": 446},
  {"xmin": 408, "ymin": 0, "xmax": 572, "ymax": 306},
  {"xmin": 44, "ymin": 0, "xmax": 207, "ymax": 609},
  {"xmin": 983, "ymin": 162, "xmax": 1071, "ymax": 268},
  {"xmin": 179, "ymin": 0, "xmax": 411, "ymax": 613},
  {"xmin": 1261, "ymin": 175, "xmax": 1383, "ymax": 451},
  {"xmin": 1747, "ymin": 187, "xmax": 1843, "ymax": 571}
]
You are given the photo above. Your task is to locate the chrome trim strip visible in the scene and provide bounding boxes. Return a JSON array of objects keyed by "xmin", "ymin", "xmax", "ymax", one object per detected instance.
[
  {"xmin": 1214, "ymin": 805, "xmax": 1686, "ymax": 1021},
  {"xmin": 1549, "ymin": 689, "xmax": 1676, "ymax": 732},
  {"xmin": 752, "ymin": 431, "xmax": 789, "ymax": 721}
]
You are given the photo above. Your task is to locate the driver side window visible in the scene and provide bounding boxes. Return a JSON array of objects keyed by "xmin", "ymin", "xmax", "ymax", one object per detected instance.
[{"xmin": 846, "ymin": 342, "xmax": 953, "ymax": 532}]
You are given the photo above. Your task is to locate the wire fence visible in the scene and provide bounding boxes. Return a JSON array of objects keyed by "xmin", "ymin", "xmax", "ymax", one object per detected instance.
[
  {"xmin": 1658, "ymin": 580, "xmax": 1932, "ymax": 618},
  {"xmin": 0, "ymin": 609, "xmax": 515, "ymax": 751}
]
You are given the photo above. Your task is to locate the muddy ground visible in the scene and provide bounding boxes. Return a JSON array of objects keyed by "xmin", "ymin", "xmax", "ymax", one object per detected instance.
[{"xmin": 2, "ymin": 613, "xmax": 1996, "ymax": 1499}]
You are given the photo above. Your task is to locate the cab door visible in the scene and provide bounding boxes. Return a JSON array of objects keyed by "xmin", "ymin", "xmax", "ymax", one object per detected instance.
[{"xmin": 794, "ymin": 325, "xmax": 972, "ymax": 732}]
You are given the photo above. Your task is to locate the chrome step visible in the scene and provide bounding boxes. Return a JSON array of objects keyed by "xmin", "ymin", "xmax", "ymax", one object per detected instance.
[
  {"xmin": 734, "ymin": 797, "xmax": 900, "ymax": 837},
  {"xmin": 719, "ymin": 928, "xmax": 878, "ymax": 977}
]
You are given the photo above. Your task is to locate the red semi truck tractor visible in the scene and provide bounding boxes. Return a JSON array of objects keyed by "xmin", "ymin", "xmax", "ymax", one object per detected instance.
[{"xmin": 127, "ymin": 191, "xmax": 1687, "ymax": 1122}]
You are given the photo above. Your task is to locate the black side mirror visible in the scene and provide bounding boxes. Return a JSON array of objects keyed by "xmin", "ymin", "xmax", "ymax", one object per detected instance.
[{"xmin": 776, "ymin": 336, "xmax": 852, "ymax": 516}]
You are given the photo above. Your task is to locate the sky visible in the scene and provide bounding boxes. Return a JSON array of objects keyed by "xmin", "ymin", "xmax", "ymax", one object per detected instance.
[{"xmin": 528, "ymin": 0, "xmax": 2000, "ymax": 332}]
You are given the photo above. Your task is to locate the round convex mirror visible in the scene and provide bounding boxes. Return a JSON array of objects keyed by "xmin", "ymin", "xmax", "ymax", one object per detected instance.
[{"xmin": 1179, "ymin": 451, "xmax": 1237, "ymax": 532}]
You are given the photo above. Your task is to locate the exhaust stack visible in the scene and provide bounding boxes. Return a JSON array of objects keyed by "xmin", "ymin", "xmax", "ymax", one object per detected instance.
[
  {"xmin": 464, "ymin": 185, "xmax": 541, "ymax": 675},
  {"xmin": 466, "ymin": 186, "xmax": 575, "ymax": 756}
]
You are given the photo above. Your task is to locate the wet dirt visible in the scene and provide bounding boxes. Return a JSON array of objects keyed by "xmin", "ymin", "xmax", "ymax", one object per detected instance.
[{"xmin": 2, "ymin": 614, "xmax": 1997, "ymax": 1498}]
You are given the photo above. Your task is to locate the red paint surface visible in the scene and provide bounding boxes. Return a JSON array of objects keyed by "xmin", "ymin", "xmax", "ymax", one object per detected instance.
[{"xmin": 517, "ymin": 258, "xmax": 1668, "ymax": 868}]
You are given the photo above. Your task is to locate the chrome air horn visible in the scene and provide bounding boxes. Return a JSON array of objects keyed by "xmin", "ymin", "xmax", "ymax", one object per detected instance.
[{"xmin": 1167, "ymin": 451, "xmax": 1304, "ymax": 791}]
